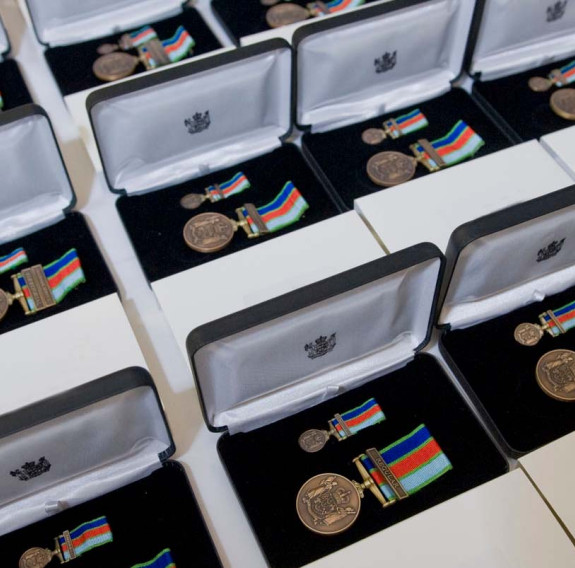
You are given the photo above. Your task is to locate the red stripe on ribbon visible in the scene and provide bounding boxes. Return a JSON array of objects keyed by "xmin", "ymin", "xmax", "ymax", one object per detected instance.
[
  {"xmin": 330, "ymin": 0, "xmax": 354, "ymax": 12},
  {"xmin": 398, "ymin": 114, "xmax": 423, "ymax": 130},
  {"xmin": 222, "ymin": 176, "xmax": 246, "ymax": 196},
  {"xmin": 46, "ymin": 258, "xmax": 81, "ymax": 289},
  {"xmin": 261, "ymin": 190, "xmax": 300, "ymax": 224},
  {"xmin": 435, "ymin": 127, "xmax": 474, "ymax": 157},
  {"xmin": 340, "ymin": 405, "xmax": 381, "ymax": 429},
  {"xmin": 164, "ymin": 32, "xmax": 189, "ymax": 55},
  {"xmin": 66, "ymin": 525, "xmax": 111, "ymax": 551}
]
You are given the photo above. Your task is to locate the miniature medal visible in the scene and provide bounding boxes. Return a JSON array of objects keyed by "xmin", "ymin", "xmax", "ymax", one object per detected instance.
[
  {"xmin": 266, "ymin": 3, "xmax": 312, "ymax": 27},
  {"xmin": 514, "ymin": 300, "xmax": 575, "ymax": 346},
  {"xmin": 528, "ymin": 76, "xmax": 553, "ymax": 92},
  {"xmin": 297, "ymin": 425, "xmax": 452, "ymax": 534},
  {"xmin": 528, "ymin": 60, "xmax": 575, "ymax": 92},
  {"xmin": 550, "ymin": 88, "xmax": 575, "ymax": 120},
  {"xmin": 298, "ymin": 398, "xmax": 386, "ymax": 452},
  {"xmin": 183, "ymin": 182, "xmax": 308, "ymax": 253},
  {"xmin": 180, "ymin": 172, "xmax": 251, "ymax": 210},
  {"xmin": 536, "ymin": 349, "xmax": 575, "ymax": 402},
  {"xmin": 361, "ymin": 109, "xmax": 428, "ymax": 146}
]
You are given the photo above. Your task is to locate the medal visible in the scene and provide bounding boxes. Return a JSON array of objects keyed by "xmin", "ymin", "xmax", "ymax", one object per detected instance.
[
  {"xmin": 266, "ymin": 0, "xmax": 364, "ymax": 28},
  {"xmin": 366, "ymin": 121, "xmax": 485, "ymax": 187},
  {"xmin": 550, "ymin": 88, "xmax": 575, "ymax": 120},
  {"xmin": 528, "ymin": 59, "xmax": 575, "ymax": 92},
  {"xmin": 183, "ymin": 181, "xmax": 309, "ymax": 253},
  {"xmin": 130, "ymin": 548, "xmax": 175, "ymax": 568},
  {"xmin": 514, "ymin": 300, "xmax": 575, "ymax": 346},
  {"xmin": 94, "ymin": 25, "xmax": 195, "ymax": 82},
  {"xmin": 536, "ymin": 349, "xmax": 575, "ymax": 402},
  {"xmin": 19, "ymin": 516, "xmax": 113, "ymax": 568},
  {"xmin": 361, "ymin": 109, "xmax": 428, "ymax": 146},
  {"xmin": 180, "ymin": 172, "xmax": 251, "ymax": 210},
  {"xmin": 0, "ymin": 249, "xmax": 85, "ymax": 323},
  {"xmin": 298, "ymin": 398, "xmax": 386, "ymax": 452},
  {"xmin": 296, "ymin": 425, "xmax": 452, "ymax": 534}
]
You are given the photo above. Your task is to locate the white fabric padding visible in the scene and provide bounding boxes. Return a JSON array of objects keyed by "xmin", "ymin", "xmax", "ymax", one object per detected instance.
[
  {"xmin": 440, "ymin": 204, "xmax": 575, "ymax": 329},
  {"xmin": 471, "ymin": 0, "xmax": 575, "ymax": 80},
  {"xmin": 0, "ymin": 387, "xmax": 171, "ymax": 535},
  {"xmin": 91, "ymin": 47, "xmax": 291, "ymax": 195},
  {"xmin": 0, "ymin": 114, "xmax": 73, "ymax": 245},
  {"xmin": 297, "ymin": 0, "xmax": 475, "ymax": 132},
  {"xmin": 194, "ymin": 258, "xmax": 441, "ymax": 433},
  {"xmin": 25, "ymin": 0, "xmax": 183, "ymax": 47},
  {"xmin": 0, "ymin": 14, "xmax": 9, "ymax": 57}
]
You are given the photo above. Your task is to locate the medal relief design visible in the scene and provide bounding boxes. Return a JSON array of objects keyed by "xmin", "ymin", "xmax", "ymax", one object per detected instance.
[
  {"xmin": 547, "ymin": 1, "xmax": 568, "ymax": 22},
  {"xmin": 537, "ymin": 238, "xmax": 566, "ymax": 262},
  {"xmin": 374, "ymin": 51, "xmax": 397, "ymax": 74},
  {"xmin": 19, "ymin": 547, "xmax": 56, "ymax": 568},
  {"xmin": 10, "ymin": 457, "xmax": 51, "ymax": 481},
  {"xmin": 536, "ymin": 349, "xmax": 575, "ymax": 401},
  {"xmin": 305, "ymin": 333, "xmax": 336, "ymax": 359},
  {"xmin": 185, "ymin": 111, "xmax": 211, "ymax": 135}
]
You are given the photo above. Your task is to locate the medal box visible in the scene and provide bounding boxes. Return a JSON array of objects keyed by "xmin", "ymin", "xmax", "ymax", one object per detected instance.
[
  {"xmin": 0, "ymin": 104, "xmax": 146, "ymax": 409},
  {"xmin": 469, "ymin": 0, "xmax": 575, "ymax": 141},
  {"xmin": 438, "ymin": 184, "xmax": 575, "ymax": 456},
  {"xmin": 20, "ymin": 0, "xmax": 222, "ymax": 97},
  {"xmin": 294, "ymin": 0, "xmax": 517, "ymax": 209},
  {"xmin": 0, "ymin": 366, "xmax": 223, "ymax": 568},
  {"xmin": 187, "ymin": 244, "xmax": 509, "ymax": 568},
  {"xmin": 0, "ymin": 12, "xmax": 32, "ymax": 111}
]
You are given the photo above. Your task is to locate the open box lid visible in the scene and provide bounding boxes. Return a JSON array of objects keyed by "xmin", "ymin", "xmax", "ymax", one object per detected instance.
[
  {"xmin": 0, "ymin": 12, "xmax": 10, "ymax": 60},
  {"xmin": 88, "ymin": 40, "xmax": 293, "ymax": 196},
  {"xmin": 24, "ymin": 0, "xmax": 185, "ymax": 47},
  {"xmin": 294, "ymin": 0, "xmax": 476, "ymax": 134},
  {"xmin": 187, "ymin": 243, "xmax": 444, "ymax": 435},
  {"xmin": 0, "ymin": 105, "xmax": 75, "ymax": 246},
  {"xmin": 468, "ymin": 0, "xmax": 575, "ymax": 81},
  {"xmin": 438, "ymin": 185, "xmax": 575, "ymax": 331},
  {"xmin": 0, "ymin": 366, "xmax": 174, "ymax": 536}
]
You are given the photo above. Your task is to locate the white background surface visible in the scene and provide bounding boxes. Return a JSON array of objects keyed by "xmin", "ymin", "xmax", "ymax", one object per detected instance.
[{"xmin": 2, "ymin": 0, "xmax": 575, "ymax": 566}]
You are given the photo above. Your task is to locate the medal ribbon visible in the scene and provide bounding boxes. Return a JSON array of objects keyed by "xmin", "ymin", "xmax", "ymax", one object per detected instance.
[
  {"xmin": 58, "ymin": 516, "xmax": 113, "ymax": 561},
  {"xmin": 242, "ymin": 182, "xmax": 309, "ymax": 235},
  {"xmin": 324, "ymin": 0, "xmax": 365, "ymax": 13},
  {"xmin": 552, "ymin": 59, "xmax": 575, "ymax": 87},
  {"xmin": 0, "ymin": 247, "xmax": 28, "ymax": 274},
  {"xmin": 131, "ymin": 549, "xmax": 176, "ymax": 568},
  {"xmin": 385, "ymin": 109, "xmax": 428, "ymax": 138},
  {"xmin": 330, "ymin": 398, "xmax": 386, "ymax": 439},
  {"xmin": 208, "ymin": 172, "xmax": 251, "ymax": 201},
  {"xmin": 127, "ymin": 26, "xmax": 158, "ymax": 48},
  {"xmin": 540, "ymin": 300, "xmax": 575, "ymax": 337},
  {"xmin": 413, "ymin": 121, "xmax": 484, "ymax": 168},
  {"xmin": 360, "ymin": 424, "xmax": 452, "ymax": 501},
  {"xmin": 17, "ymin": 249, "xmax": 85, "ymax": 311},
  {"xmin": 161, "ymin": 26, "xmax": 195, "ymax": 63}
]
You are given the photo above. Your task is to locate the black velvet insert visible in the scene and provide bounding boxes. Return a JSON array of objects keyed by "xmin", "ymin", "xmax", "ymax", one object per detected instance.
[
  {"xmin": 1, "ymin": 462, "xmax": 222, "ymax": 568},
  {"xmin": 302, "ymin": 88, "xmax": 514, "ymax": 210},
  {"xmin": 0, "ymin": 59, "xmax": 33, "ymax": 110},
  {"xmin": 116, "ymin": 143, "xmax": 341, "ymax": 283},
  {"xmin": 442, "ymin": 283, "xmax": 575, "ymax": 456},
  {"xmin": 211, "ymin": 0, "xmax": 380, "ymax": 44},
  {"xmin": 0, "ymin": 213, "xmax": 116, "ymax": 337},
  {"xmin": 44, "ymin": 7, "xmax": 221, "ymax": 96},
  {"xmin": 218, "ymin": 353, "xmax": 508, "ymax": 568},
  {"xmin": 473, "ymin": 54, "xmax": 575, "ymax": 141}
]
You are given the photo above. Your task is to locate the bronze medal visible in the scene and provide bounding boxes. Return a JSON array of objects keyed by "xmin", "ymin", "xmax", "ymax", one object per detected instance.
[
  {"xmin": 298, "ymin": 429, "xmax": 331, "ymax": 453},
  {"xmin": 19, "ymin": 547, "xmax": 57, "ymax": 568},
  {"xmin": 366, "ymin": 151, "xmax": 417, "ymax": 187},
  {"xmin": 550, "ymin": 88, "xmax": 575, "ymax": 120},
  {"xmin": 183, "ymin": 212, "xmax": 236, "ymax": 253},
  {"xmin": 180, "ymin": 193, "xmax": 208, "ymax": 210},
  {"xmin": 514, "ymin": 322, "xmax": 544, "ymax": 347},
  {"xmin": 266, "ymin": 3, "xmax": 310, "ymax": 28},
  {"xmin": 536, "ymin": 349, "xmax": 575, "ymax": 402},
  {"xmin": 361, "ymin": 128, "xmax": 386, "ymax": 145},
  {"xmin": 93, "ymin": 52, "xmax": 140, "ymax": 82},
  {"xmin": 96, "ymin": 43, "xmax": 119, "ymax": 55},
  {"xmin": 528, "ymin": 77, "xmax": 552, "ymax": 92},
  {"xmin": 0, "ymin": 289, "xmax": 9, "ymax": 321},
  {"xmin": 296, "ymin": 474, "xmax": 361, "ymax": 534}
]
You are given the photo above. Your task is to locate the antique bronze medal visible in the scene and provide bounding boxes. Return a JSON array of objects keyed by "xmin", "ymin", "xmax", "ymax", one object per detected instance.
[
  {"xmin": 183, "ymin": 212, "xmax": 236, "ymax": 253},
  {"xmin": 536, "ymin": 349, "xmax": 575, "ymax": 402},
  {"xmin": 367, "ymin": 151, "xmax": 417, "ymax": 187},
  {"xmin": 550, "ymin": 88, "xmax": 575, "ymax": 120}
]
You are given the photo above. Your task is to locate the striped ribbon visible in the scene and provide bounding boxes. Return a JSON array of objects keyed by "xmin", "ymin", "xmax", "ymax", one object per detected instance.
[
  {"xmin": 58, "ymin": 516, "xmax": 113, "ymax": 561},
  {"xmin": 360, "ymin": 424, "xmax": 452, "ymax": 502},
  {"xmin": 127, "ymin": 26, "xmax": 158, "ymax": 48},
  {"xmin": 208, "ymin": 172, "xmax": 251, "ymax": 201},
  {"xmin": 131, "ymin": 549, "xmax": 176, "ymax": 568},
  {"xmin": 17, "ymin": 249, "xmax": 85, "ymax": 311},
  {"xmin": 242, "ymin": 182, "xmax": 309, "ymax": 235},
  {"xmin": 330, "ymin": 398, "xmax": 385, "ymax": 439},
  {"xmin": 540, "ymin": 300, "xmax": 575, "ymax": 337},
  {"xmin": 552, "ymin": 59, "xmax": 575, "ymax": 87},
  {"xmin": 413, "ymin": 121, "xmax": 484, "ymax": 168},
  {"xmin": 0, "ymin": 248, "xmax": 28, "ymax": 275},
  {"xmin": 384, "ymin": 109, "xmax": 428, "ymax": 139},
  {"xmin": 325, "ymin": 0, "xmax": 365, "ymax": 13},
  {"xmin": 161, "ymin": 26, "xmax": 195, "ymax": 63}
]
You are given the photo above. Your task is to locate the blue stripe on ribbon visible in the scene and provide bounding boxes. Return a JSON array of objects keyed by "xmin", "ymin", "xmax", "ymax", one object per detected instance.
[
  {"xmin": 221, "ymin": 172, "xmax": 245, "ymax": 190},
  {"xmin": 340, "ymin": 398, "xmax": 378, "ymax": 421},
  {"xmin": 257, "ymin": 182, "xmax": 295, "ymax": 216},
  {"xmin": 432, "ymin": 120, "xmax": 467, "ymax": 150},
  {"xmin": 381, "ymin": 424, "xmax": 430, "ymax": 464},
  {"xmin": 551, "ymin": 301, "xmax": 575, "ymax": 317},
  {"xmin": 396, "ymin": 109, "xmax": 420, "ymax": 125},
  {"xmin": 69, "ymin": 516, "xmax": 108, "ymax": 539},
  {"xmin": 43, "ymin": 249, "xmax": 78, "ymax": 279}
]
